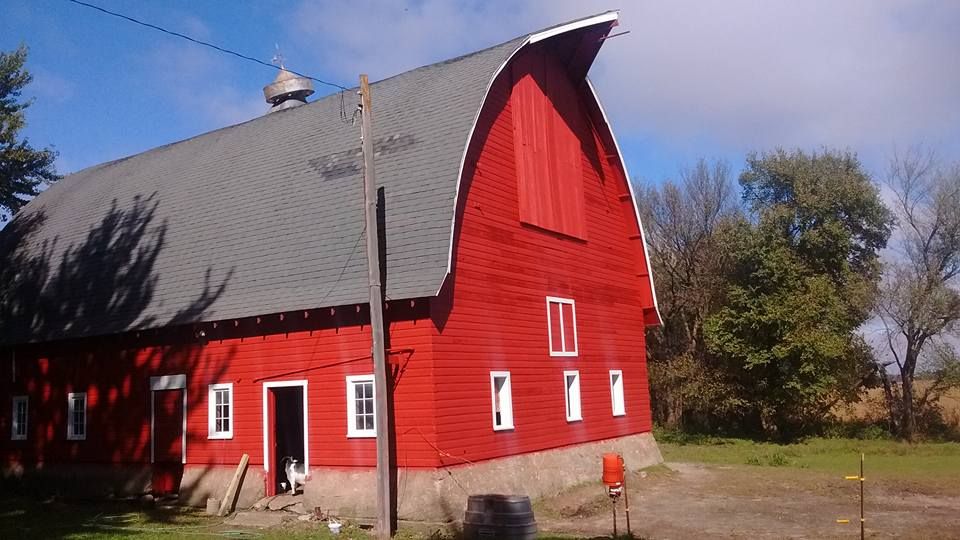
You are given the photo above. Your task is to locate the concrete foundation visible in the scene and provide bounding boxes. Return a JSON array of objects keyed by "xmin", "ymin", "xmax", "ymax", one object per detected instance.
[
  {"xmin": 303, "ymin": 432, "xmax": 662, "ymax": 522},
  {"xmin": 179, "ymin": 464, "xmax": 265, "ymax": 510},
  {"xmin": 2, "ymin": 433, "xmax": 659, "ymax": 521},
  {"xmin": 1, "ymin": 461, "xmax": 264, "ymax": 511},
  {"xmin": 1, "ymin": 463, "xmax": 152, "ymax": 499}
]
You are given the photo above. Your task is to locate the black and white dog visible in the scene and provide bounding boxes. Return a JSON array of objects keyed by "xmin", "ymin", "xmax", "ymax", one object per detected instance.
[{"xmin": 280, "ymin": 456, "xmax": 306, "ymax": 495}]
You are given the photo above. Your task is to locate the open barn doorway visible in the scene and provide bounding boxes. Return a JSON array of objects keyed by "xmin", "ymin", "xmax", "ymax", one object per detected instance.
[{"xmin": 262, "ymin": 380, "xmax": 308, "ymax": 496}]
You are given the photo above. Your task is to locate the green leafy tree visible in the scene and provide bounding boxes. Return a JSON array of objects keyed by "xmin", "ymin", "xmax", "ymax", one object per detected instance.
[
  {"xmin": 638, "ymin": 159, "xmax": 746, "ymax": 430},
  {"xmin": 1, "ymin": 45, "xmax": 58, "ymax": 219},
  {"xmin": 705, "ymin": 149, "xmax": 893, "ymax": 437}
]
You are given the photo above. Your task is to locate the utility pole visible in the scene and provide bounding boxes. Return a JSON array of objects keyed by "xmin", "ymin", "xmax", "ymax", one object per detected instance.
[{"xmin": 359, "ymin": 73, "xmax": 392, "ymax": 539}]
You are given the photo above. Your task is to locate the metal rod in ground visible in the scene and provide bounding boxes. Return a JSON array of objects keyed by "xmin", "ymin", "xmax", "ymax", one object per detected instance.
[
  {"xmin": 612, "ymin": 497, "xmax": 617, "ymax": 538},
  {"xmin": 359, "ymin": 73, "xmax": 392, "ymax": 539},
  {"xmin": 860, "ymin": 453, "xmax": 864, "ymax": 540},
  {"xmin": 623, "ymin": 462, "xmax": 632, "ymax": 536}
]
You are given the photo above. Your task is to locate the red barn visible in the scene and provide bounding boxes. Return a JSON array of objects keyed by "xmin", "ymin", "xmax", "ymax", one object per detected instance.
[{"xmin": 0, "ymin": 11, "xmax": 660, "ymax": 520}]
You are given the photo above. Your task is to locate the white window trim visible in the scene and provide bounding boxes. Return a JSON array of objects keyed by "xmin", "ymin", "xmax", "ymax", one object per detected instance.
[
  {"xmin": 490, "ymin": 371, "xmax": 514, "ymax": 431},
  {"xmin": 610, "ymin": 370, "xmax": 626, "ymax": 417},
  {"xmin": 346, "ymin": 374, "xmax": 376, "ymax": 438},
  {"xmin": 546, "ymin": 296, "xmax": 578, "ymax": 357},
  {"xmin": 67, "ymin": 392, "xmax": 87, "ymax": 441},
  {"xmin": 564, "ymin": 370, "xmax": 582, "ymax": 422},
  {"xmin": 261, "ymin": 380, "xmax": 309, "ymax": 475},
  {"xmin": 11, "ymin": 396, "xmax": 27, "ymax": 441},
  {"xmin": 208, "ymin": 383, "xmax": 234, "ymax": 440}
]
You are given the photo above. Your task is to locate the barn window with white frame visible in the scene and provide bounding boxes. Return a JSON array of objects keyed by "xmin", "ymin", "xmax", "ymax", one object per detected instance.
[
  {"xmin": 208, "ymin": 383, "xmax": 233, "ymax": 439},
  {"xmin": 347, "ymin": 375, "xmax": 376, "ymax": 437}
]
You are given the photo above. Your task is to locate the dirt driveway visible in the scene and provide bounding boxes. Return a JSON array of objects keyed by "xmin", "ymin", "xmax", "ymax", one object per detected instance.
[{"xmin": 535, "ymin": 462, "xmax": 960, "ymax": 539}]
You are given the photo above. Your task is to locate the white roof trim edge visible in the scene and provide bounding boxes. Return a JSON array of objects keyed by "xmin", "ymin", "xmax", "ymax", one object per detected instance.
[
  {"xmin": 584, "ymin": 78, "xmax": 663, "ymax": 326},
  {"xmin": 437, "ymin": 11, "xmax": 621, "ymax": 297},
  {"xmin": 528, "ymin": 11, "xmax": 620, "ymax": 44}
]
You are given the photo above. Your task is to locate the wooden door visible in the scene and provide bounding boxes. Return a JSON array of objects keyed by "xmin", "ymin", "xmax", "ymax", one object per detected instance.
[{"xmin": 152, "ymin": 388, "xmax": 184, "ymax": 494}]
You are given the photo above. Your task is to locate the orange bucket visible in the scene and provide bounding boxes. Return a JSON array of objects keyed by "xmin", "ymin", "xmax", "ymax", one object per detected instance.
[{"xmin": 602, "ymin": 453, "xmax": 624, "ymax": 488}]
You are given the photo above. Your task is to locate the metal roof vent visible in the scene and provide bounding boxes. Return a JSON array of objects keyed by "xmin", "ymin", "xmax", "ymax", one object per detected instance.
[{"xmin": 263, "ymin": 63, "xmax": 314, "ymax": 114}]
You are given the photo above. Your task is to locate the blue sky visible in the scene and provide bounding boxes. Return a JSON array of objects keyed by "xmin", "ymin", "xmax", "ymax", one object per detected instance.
[{"xmin": 2, "ymin": 0, "xmax": 959, "ymax": 185}]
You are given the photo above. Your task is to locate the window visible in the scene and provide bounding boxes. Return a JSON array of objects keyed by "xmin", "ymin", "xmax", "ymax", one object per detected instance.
[
  {"xmin": 208, "ymin": 383, "xmax": 233, "ymax": 439},
  {"xmin": 564, "ymin": 371, "xmax": 582, "ymax": 422},
  {"xmin": 490, "ymin": 371, "xmax": 514, "ymax": 431},
  {"xmin": 610, "ymin": 370, "xmax": 626, "ymax": 416},
  {"xmin": 547, "ymin": 297, "xmax": 578, "ymax": 356},
  {"xmin": 346, "ymin": 375, "xmax": 376, "ymax": 438},
  {"xmin": 67, "ymin": 392, "xmax": 87, "ymax": 440},
  {"xmin": 11, "ymin": 396, "xmax": 27, "ymax": 440}
]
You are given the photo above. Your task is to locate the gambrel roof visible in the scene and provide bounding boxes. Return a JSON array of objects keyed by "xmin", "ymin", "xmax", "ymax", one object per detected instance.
[{"xmin": 0, "ymin": 12, "xmax": 659, "ymax": 344}]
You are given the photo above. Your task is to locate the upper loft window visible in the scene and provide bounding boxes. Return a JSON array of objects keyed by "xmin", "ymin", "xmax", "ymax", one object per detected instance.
[
  {"xmin": 67, "ymin": 392, "xmax": 87, "ymax": 441},
  {"xmin": 510, "ymin": 47, "xmax": 587, "ymax": 239},
  {"xmin": 547, "ymin": 296, "xmax": 578, "ymax": 356}
]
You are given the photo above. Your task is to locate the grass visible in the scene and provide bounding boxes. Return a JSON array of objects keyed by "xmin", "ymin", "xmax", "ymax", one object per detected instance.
[
  {"xmin": 0, "ymin": 494, "xmax": 628, "ymax": 539},
  {"xmin": 658, "ymin": 433, "xmax": 960, "ymax": 483},
  {"xmin": 0, "ymin": 495, "xmax": 370, "ymax": 540}
]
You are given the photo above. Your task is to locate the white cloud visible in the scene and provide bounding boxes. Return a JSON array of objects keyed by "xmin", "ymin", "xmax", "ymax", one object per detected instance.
[
  {"xmin": 291, "ymin": 0, "xmax": 960, "ymax": 170},
  {"xmin": 28, "ymin": 68, "xmax": 75, "ymax": 104},
  {"xmin": 144, "ymin": 38, "xmax": 266, "ymax": 127}
]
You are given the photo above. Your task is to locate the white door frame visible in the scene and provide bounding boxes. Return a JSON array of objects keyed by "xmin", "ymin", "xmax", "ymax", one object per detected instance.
[
  {"xmin": 149, "ymin": 374, "xmax": 187, "ymax": 465},
  {"xmin": 262, "ymin": 380, "xmax": 309, "ymax": 475}
]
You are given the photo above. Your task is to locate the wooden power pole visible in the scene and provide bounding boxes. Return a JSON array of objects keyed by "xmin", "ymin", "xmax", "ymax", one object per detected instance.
[{"xmin": 359, "ymin": 74, "xmax": 392, "ymax": 539}]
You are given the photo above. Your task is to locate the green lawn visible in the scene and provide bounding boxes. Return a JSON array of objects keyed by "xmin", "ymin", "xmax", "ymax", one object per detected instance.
[
  {"xmin": 0, "ymin": 496, "xmax": 369, "ymax": 540},
  {"xmin": 658, "ymin": 434, "xmax": 960, "ymax": 484},
  {"xmin": 0, "ymin": 495, "xmax": 612, "ymax": 540}
]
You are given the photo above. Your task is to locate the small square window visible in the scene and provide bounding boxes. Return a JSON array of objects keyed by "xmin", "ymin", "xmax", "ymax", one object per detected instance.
[
  {"xmin": 208, "ymin": 383, "xmax": 233, "ymax": 439},
  {"xmin": 490, "ymin": 371, "xmax": 514, "ymax": 431},
  {"xmin": 546, "ymin": 297, "xmax": 578, "ymax": 356},
  {"xmin": 11, "ymin": 396, "xmax": 27, "ymax": 440},
  {"xmin": 564, "ymin": 371, "xmax": 582, "ymax": 422},
  {"xmin": 610, "ymin": 370, "xmax": 626, "ymax": 416},
  {"xmin": 347, "ymin": 375, "xmax": 376, "ymax": 438},
  {"xmin": 67, "ymin": 392, "xmax": 87, "ymax": 440}
]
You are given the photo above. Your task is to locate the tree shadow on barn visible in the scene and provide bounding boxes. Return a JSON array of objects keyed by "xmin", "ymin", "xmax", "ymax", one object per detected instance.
[{"xmin": 0, "ymin": 193, "xmax": 236, "ymax": 534}]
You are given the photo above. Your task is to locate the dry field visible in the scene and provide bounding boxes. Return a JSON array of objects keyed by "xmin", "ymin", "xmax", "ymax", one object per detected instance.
[{"xmin": 835, "ymin": 384, "xmax": 960, "ymax": 436}]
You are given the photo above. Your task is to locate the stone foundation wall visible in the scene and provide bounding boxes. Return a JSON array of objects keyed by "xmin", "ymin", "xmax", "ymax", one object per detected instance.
[
  {"xmin": 2, "ymin": 433, "xmax": 659, "ymax": 521},
  {"xmin": 303, "ymin": 432, "xmax": 661, "ymax": 522},
  {"xmin": 179, "ymin": 465, "xmax": 265, "ymax": 509},
  {"xmin": 1, "ymin": 463, "xmax": 153, "ymax": 499},
  {"xmin": 1, "ymin": 462, "xmax": 264, "ymax": 511}
]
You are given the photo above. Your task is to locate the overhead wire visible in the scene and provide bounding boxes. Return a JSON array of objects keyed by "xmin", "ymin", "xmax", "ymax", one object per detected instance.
[{"xmin": 64, "ymin": 0, "xmax": 350, "ymax": 92}]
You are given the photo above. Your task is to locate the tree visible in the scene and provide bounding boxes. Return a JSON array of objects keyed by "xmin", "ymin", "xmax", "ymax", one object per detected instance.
[
  {"xmin": 1, "ymin": 45, "xmax": 58, "ymax": 220},
  {"xmin": 705, "ymin": 149, "xmax": 893, "ymax": 437},
  {"xmin": 638, "ymin": 159, "xmax": 745, "ymax": 429},
  {"xmin": 875, "ymin": 149, "xmax": 960, "ymax": 440}
]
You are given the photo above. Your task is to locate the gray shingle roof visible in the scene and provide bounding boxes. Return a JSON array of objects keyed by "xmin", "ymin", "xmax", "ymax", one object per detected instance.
[{"xmin": 0, "ymin": 13, "xmax": 617, "ymax": 344}]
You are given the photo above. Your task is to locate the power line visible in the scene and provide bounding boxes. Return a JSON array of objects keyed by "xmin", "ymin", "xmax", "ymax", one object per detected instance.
[{"xmin": 64, "ymin": 0, "xmax": 350, "ymax": 91}]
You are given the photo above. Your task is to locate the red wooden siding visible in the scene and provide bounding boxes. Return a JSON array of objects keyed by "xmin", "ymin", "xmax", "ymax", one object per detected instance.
[
  {"xmin": 0, "ymin": 40, "xmax": 657, "ymax": 477},
  {"xmin": 1, "ymin": 303, "xmax": 440, "ymax": 471},
  {"xmin": 511, "ymin": 47, "xmax": 587, "ymax": 239},
  {"xmin": 431, "ymin": 43, "xmax": 655, "ymax": 464}
]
